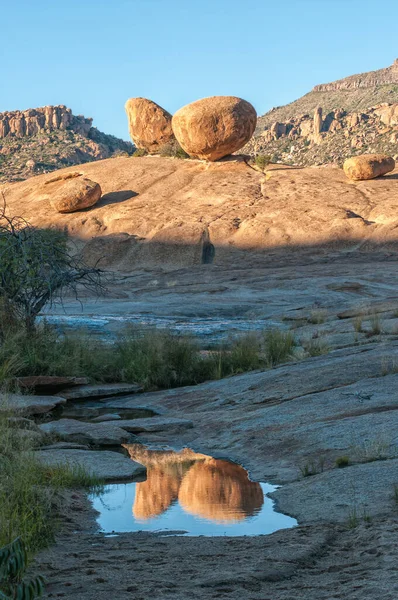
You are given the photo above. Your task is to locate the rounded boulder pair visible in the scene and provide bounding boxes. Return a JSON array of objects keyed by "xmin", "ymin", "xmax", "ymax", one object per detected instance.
[{"xmin": 125, "ymin": 96, "xmax": 257, "ymax": 161}]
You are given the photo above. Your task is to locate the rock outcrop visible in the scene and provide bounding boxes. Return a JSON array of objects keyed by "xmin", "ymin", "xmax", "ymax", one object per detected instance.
[
  {"xmin": 125, "ymin": 98, "xmax": 175, "ymax": 152},
  {"xmin": 251, "ymin": 59, "xmax": 398, "ymax": 167},
  {"xmin": 39, "ymin": 172, "xmax": 102, "ymax": 213},
  {"xmin": 3, "ymin": 154, "xmax": 398, "ymax": 271},
  {"xmin": 172, "ymin": 96, "xmax": 257, "ymax": 161},
  {"xmin": 0, "ymin": 105, "xmax": 134, "ymax": 184},
  {"xmin": 246, "ymin": 101, "xmax": 398, "ymax": 167},
  {"xmin": 313, "ymin": 59, "xmax": 398, "ymax": 92},
  {"xmin": 343, "ymin": 154, "xmax": 395, "ymax": 180},
  {"xmin": 0, "ymin": 105, "xmax": 92, "ymax": 139}
]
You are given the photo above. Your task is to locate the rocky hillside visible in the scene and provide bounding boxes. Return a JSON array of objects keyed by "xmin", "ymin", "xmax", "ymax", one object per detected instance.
[
  {"xmin": 2, "ymin": 155, "xmax": 398, "ymax": 271},
  {"xmin": 0, "ymin": 105, "xmax": 134, "ymax": 183},
  {"xmin": 245, "ymin": 60, "xmax": 398, "ymax": 166}
]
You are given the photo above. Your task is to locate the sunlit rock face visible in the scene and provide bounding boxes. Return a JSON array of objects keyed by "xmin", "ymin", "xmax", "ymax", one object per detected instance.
[
  {"xmin": 178, "ymin": 459, "xmax": 264, "ymax": 523},
  {"xmin": 124, "ymin": 446, "xmax": 263, "ymax": 524}
]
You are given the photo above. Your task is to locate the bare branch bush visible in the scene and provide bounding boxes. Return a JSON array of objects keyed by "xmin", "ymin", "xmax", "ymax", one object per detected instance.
[{"xmin": 0, "ymin": 197, "xmax": 104, "ymax": 332}]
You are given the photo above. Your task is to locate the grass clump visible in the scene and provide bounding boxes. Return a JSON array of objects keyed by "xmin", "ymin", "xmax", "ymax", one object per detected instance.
[
  {"xmin": 299, "ymin": 457, "xmax": 325, "ymax": 478},
  {"xmin": 353, "ymin": 315, "xmax": 363, "ymax": 333},
  {"xmin": 263, "ymin": 329, "xmax": 295, "ymax": 367},
  {"xmin": 0, "ymin": 409, "xmax": 102, "ymax": 553},
  {"xmin": 0, "ymin": 324, "xmax": 296, "ymax": 391},
  {"xmin": 368, "ymin": 312, "xmax": 383, "ymax": 336},
  {"xmin": 335, "ymin": 456, "xmax": 350, "ymax": 468},
  {"xmin": 352, "ymin": 436, "xmax": 392, "ymax": 463},
  {"xmin": 307, "ymin": 309, "xmax": 328, "ymax": 324},
  {"xmin": 303, "ymin": 336, "xmax": 330, "ymax": 357},
  {"xmin": 380, "ymin": 357, "xmax": 398, "ymax": 376},
  {"xmin": 347, "ymin": 507, "xmax": 359, "ymax": 529}
]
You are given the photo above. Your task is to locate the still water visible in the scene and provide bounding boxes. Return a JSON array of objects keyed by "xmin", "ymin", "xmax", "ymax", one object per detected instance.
[{"xmin": 91, "ymin": 446, "xmax": 296, "ymax": 536}]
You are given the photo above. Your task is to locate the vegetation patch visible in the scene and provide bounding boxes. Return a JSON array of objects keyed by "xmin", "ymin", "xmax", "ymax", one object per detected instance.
[
  {"xmin": 0, "ymin": 408, "xmax": 102, "ymax": 552},
  {"xmin": 0, "ymin": 324, "xmax": 297, "ymax": 392}
]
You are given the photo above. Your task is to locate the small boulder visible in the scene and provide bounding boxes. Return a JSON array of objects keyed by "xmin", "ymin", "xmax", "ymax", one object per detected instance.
[
  {"xmin": 172, "ymin": 96, "xmax": 257, "ymax": 161},
  {"xmin": 125, "ymin": 97, "xmax": 175, "ymax": 153},
  {"xmin": 343, "ymin": 154, "xmax": 395, "ymax": 180},
  {"xmin": 41, "ymin": 172, "xmax": 101, "ymax": 213}
]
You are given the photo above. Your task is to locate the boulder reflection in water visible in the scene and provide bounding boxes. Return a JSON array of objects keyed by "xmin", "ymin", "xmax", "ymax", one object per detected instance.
[
  {"xmin": 178, "ymin": 459, "xmax": 264, "ymax": 523},
  {"xmin": 124, "ymin": 445, "xmax": 263, "ymax": 524}
]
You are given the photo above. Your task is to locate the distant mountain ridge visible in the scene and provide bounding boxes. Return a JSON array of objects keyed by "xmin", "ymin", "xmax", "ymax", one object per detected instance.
[
  {"xmin": 256, "ymin": 59, "xmax": 398, "ymax": 132},
  {"xmin": 245, "ymin": 59, "xmax": 398, "ymax": 167},
  {"xmin": 313, "ymin": 59, "xmax": 398, "ymax": 92},
  {"xmin": 0, "ymin": 105, "xmax": 134, "ymax": 183}
]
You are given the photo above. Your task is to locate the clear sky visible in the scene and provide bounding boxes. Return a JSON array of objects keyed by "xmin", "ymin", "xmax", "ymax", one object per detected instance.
[{"xmin": 2, "ymin": 0, "xmax": 398, "ymax": 140}]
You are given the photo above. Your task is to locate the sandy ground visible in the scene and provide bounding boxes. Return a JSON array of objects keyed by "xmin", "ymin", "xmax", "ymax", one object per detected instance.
[{"xmin": 33, "ymin": 490, "xmax": 398, "ymax": 600}]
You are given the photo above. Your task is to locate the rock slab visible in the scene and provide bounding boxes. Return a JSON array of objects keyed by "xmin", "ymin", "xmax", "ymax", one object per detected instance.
[
  {"xmin": 116, "ymin": 416, "xmax": 194, "ymax": 433},
  {"xmin": 36, "ymin": 449, "xmax": 146, "ymax": 481},
  {"xmin": 39, "ymin": 419, "xmax": 132, "ymax": 446},
  {"xmin": 172, "ymin": 96, "xmax": 257, "ymax": 161},
  {"xmin": 15, "ymin": 376, "xmax": 89, "ymax": 393},
  {"xmin": 57, "ymin": 382, "xmax": 142, "ymax": 400},
  {"xmin": 0, "ymin": 394, "xmax": 66, "ymax": 415}
]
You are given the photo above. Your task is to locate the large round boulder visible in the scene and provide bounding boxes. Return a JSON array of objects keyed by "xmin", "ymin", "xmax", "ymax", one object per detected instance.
[
  {"xmin": 172, "ymin": 96, "xmax": 257, "ymax": 161},
  {"xmin": 343, "ymin": 154, "xmax": 395, "ymax": 180},
  {"xmin": 125, "ymin": 97, "xmax": 175, "ymax": 153},
  {"xmin": 41, "ymin": 172, "xmax": 101, "ymax": 213}
]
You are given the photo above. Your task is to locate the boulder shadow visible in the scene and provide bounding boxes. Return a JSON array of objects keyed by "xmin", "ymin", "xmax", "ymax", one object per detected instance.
[
  {"xmin": 381, "ymin": 173, "xmax": 398, "ymax": 180},
  {"xmin": 97, "ymin": 190, "xmax": 138, "ymax": 208}
]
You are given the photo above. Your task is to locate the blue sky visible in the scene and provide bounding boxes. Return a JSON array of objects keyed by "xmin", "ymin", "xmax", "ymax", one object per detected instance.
[{"xmin": 2, "ymin": 0, "xmax": 398, "ymax": 140}]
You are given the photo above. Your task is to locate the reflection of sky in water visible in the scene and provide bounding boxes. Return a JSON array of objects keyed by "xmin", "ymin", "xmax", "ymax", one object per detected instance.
[{"xmin": 90, "ymin": 449, "xmax": 296, "ymax": 536}]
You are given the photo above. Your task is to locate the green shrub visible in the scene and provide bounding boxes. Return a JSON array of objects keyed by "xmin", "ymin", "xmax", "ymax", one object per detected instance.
[
  {"xmin": 159, "ymin": 142, "xmax": 189, "ymax": 159},
  {"xmin": 255, "ymin": 154, "xmax": 272, "ymax": 171},
  {"xmin": 132, "ymin": 148, "xmax": 147, "ymax": 157},
  {"xmin": 335, "ymin": 456, "xmax": 350, "ymax": 468},
  {"xmin": 0, "ymin": 538, "xmax": 45, "ymax": 599}
]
